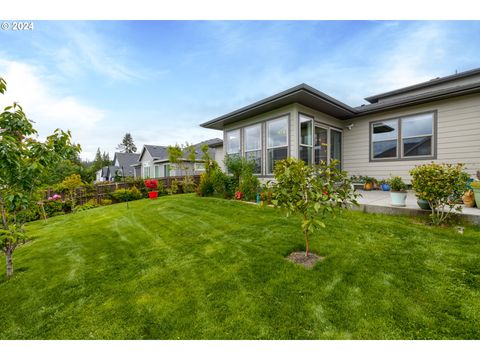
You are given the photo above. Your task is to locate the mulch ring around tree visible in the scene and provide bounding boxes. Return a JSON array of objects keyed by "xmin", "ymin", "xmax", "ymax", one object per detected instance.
[{"xmin": 286, "ymin": 252, "xmax": 324, "ymax": 269}]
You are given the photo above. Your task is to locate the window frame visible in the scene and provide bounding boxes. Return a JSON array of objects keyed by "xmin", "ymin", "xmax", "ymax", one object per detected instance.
[
  {"xmin": 266, "ymin": 115, "xmax": 289, "ymax": 175},
  {"xmin": 298, "ymin": 113, "xmax": 313, "ymax": 165},
  {"xmin": 243, "ymin": 123, "xmax": 262, "ymax": 175},
  {"xmin": 226, "ymin": 129, "xmax": 241, "ymax": 156},
  {"xmin": 369, "ymin": 110, "xmax": 437, "ymax": 162}
]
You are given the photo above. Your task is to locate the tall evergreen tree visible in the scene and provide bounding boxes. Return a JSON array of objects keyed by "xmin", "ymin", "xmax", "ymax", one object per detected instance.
[
  {"xmin": 102, "ymin": 152, "xmax": 111, "ymax": 166},
  {"xmin": 93, "ymin": 148, "xmax": 104, "ymax": 171},
  {"xmin": 117, "ymin": 133, "xmax": 137, "ymax": 153}
]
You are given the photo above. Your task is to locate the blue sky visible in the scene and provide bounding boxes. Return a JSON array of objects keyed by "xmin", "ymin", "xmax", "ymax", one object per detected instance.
[{"xmin": 1, "ymin": 20, "xmax": 480, "ymax": 160}]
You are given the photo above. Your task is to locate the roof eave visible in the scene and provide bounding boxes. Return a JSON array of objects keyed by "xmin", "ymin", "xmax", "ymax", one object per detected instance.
[{"xmin": 200, "ymin": 84, "xmax": 357, "ymax": 130}]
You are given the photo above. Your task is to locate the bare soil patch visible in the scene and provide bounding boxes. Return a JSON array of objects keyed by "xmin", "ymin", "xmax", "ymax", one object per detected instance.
[{"xmin": 286, "ymin": 251, "xmax": 324, "ymax": 269}]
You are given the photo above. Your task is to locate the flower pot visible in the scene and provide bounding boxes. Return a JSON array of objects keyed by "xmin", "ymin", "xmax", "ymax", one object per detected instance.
[
  {"xmin": 390, "ymin": 191, "xmax": 407, "ymax": 207},
  {"xmin": 363, "ymin": 182, "xmax": 373, "ymax": 191},
  {"xmin": 473, "ymin": 188, "xmax": 480, "ymax": 208},
  {"xmin": 380, "ymin": 183, "xmax": 390, "ymax": 191},
  {"xmin": 462, "ymin": 190, "xmax": 475, "ymax": 208},
  {"xmin": 148, "ymin": 191, "xmax": 159, "ymax": 199},
  {"xmin": 417, "ymin": 198, "xmax": 431, "ymax": 210}
]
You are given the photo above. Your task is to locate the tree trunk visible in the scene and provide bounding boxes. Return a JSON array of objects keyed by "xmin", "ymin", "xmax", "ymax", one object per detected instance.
[
  {"xmin": 6, "ymin": 251, "xmax": 13, "ymax": 277},
  {"xmin": 303, "ymin": 213, "xmax": 309, "ymax": 257}
]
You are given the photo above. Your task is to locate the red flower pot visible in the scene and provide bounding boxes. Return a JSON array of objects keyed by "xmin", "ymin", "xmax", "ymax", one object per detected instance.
[{"xmin": 148, "ymin": 191, "xmax": 159, "ymax": 199}]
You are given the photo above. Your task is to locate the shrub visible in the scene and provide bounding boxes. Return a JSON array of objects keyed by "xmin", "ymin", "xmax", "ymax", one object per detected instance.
[
  {"xmin": 56, "ymin": 174, "xmax": 83, "ymax": 210},
  {"xmin": 387, "ymin": 176, "xmax": 407, "ymax": 192},
  {"xmin": 238, "ymin": 168, "xmax": 260, "ymax": 201},
  {"xmin": 43, "ymin": 198, "xmax": 65, "ymax": 218},
  {"xmin": 74, "ymin": 199, "xmax": 100, "ymax": 212},
  {"xmin": 111, "ymin": 186, "xmax": 142, "ymax": 202},
  {"xmin": 167, "ymin": 179, "xmax": 180, "ymax": 195},
  {"xmin": 144, "ymin": 179, "xmax": 158, "ymax": 190},
  {"xmin": 410, "ymin": 163, "xmax": 469, "ymax": 225},
  {"xmin": 198, "ymin": 172, "xmax": 215, "ymax": 197},
  {"xmin": 100, "ymin": 198, "xmax": 112, "ymax": 206},
  {"xmin": 182, "ymin": 177, "xmax": 196, "ymax": 193},
  {"xmin": 271, "ymin": 158, "xmax": 358, "ymax": 256}
]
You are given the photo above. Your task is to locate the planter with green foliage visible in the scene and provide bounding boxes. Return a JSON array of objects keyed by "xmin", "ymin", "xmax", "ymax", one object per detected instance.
[
  {"xmin": 387, "ymin": 176, "xmax": 407, "ymax": 207},
  {"xmin": 410, "ymin": 163, "xmax": 469, "ymax": 225},
  {"xmin": 471, "ymin": 181, "xmax": 480, "ymax": 208}
]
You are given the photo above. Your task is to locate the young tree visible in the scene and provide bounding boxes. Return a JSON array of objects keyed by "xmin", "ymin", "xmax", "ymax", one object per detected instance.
[
  {"xmin": 167, "ymin": 143, "xmax": 197, "ymax": 192},
  {"xmin": 0, "ymin": 76, "xmax": 80, "ymax": 277},
  {"xmin": 270, "ymin": 158, "xmax": 358, "ymax": 257},
  {"xmin": 117, "ymin": 133, "xmax": 137, "ymax": 153}
]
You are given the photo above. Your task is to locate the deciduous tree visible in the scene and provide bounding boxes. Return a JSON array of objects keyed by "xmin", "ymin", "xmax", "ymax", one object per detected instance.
[{"xmin": 0, "ymin": 76, "xmax": 80, "ymax": 277}]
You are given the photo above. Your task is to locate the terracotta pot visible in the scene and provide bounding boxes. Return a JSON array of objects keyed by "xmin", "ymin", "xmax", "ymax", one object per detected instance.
[{"xmin": 363, "ymin": 182, "xmax": 373, "ymax": 191}]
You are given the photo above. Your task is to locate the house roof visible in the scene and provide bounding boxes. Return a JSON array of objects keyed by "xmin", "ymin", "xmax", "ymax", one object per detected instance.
[
  {"xmin": 200, "ymin": 67, "xmax": 480, "ymax": 129},
  {"xmin": 353, "ymin": 81, "xmax": 480, "ymax": 116},
  {"xmin": 200, "ymin": 84, "xmax": 357, "ymax": 130},
  {"xmin": 138, "ymin": 138, "xmax": 223, "ymax": 164},
  {"xmin": 364, "ymin": 67, "xmax": 480, "ymax": 104},
  {"xmin": 113, "ymin": 152, "xmax": 140, "ymax": 176}
]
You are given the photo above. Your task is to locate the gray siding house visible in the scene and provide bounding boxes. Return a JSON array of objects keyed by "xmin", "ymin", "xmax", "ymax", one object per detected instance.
[
  {"xmin": 133, "ymin": 138, "xmax": 223, "ymax": 179},
  {"xmin": 200, "ymin": 68, "xmax": 480, "ymax": 182},
  {"xmin": 95, "ymin": 152, "xmax": 141, "ymax": 182}
]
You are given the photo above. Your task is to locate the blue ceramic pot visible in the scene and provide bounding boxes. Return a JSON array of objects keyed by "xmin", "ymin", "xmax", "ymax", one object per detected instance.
[{"xmin": 381, "ymin": 183, "xmax": 390, "ymax": 191}]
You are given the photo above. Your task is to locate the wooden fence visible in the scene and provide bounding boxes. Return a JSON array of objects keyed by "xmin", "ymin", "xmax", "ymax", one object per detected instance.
[{"xmin": 44, "ymin": 175, "xmax": 201, "ymax": 205}]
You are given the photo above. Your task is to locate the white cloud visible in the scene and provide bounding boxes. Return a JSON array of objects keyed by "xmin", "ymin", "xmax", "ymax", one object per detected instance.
[{"xmin": 0, "ymin": 59, "xmax": 105, "ymax": 159}]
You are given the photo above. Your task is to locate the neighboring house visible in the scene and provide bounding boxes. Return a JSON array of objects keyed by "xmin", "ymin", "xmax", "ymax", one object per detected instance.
[
  {"xmin": 200, "ymin": 67, "xmax": 480, "ymax": 182},
  {"xmin": 113, "ymin": 152, "xmax": 141, "ymax": 178},
  {"xmin": 95, "ymin": 152, "xmax": 141, "ymax": 182},
  {"xmin": 134, "ymin": 138, "xmax": 223, "ymax": 179},
  {"xmin": 95, "ymin": 165, "xmax": 120, "ymax": 182}
]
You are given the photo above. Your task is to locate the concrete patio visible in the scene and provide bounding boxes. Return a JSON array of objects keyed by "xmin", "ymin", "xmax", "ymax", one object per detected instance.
[{"xmin": 354, "ymin": 190, "xmax": 480, "ymax": 225}]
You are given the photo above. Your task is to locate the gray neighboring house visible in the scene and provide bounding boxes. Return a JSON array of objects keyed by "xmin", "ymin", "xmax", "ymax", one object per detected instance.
[
  {"xmin": 133, "ymin": 138, "xmax": 223, "ymax": 179},
  {"xmin": 200, "ymin": 67, "xmax": 480, "ymax": 182},
  {"xmin": 95, "ymin": 152, "xmax": 140, "ymax": 182}
]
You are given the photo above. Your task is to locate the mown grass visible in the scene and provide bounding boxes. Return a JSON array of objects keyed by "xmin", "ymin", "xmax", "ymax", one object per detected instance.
[{"xmin": 0, "ymin": 194, "xmax": 479, "ymax": 339}]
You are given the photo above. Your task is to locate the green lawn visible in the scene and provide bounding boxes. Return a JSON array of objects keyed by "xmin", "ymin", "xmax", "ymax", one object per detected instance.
[{"xmin": 1, "ymin": 194, "xmax": 479, "ymax": 339}]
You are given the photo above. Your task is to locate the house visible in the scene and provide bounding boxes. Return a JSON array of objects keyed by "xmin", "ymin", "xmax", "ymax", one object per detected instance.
[
  {"xmin": 133, "ymin": 138, "xmax": 223, "ymax": 179},
  {"xmin": 95, "ymin": 152, "xmax": 141, "ymax": 182},
  {"xmin": 95, "ymin": 165, "xmax": 121, "ymax": 182},
  {"xmin": 200, "ymin": 68, "xmax": 480, "ymax": 181},
  {"xmin": 112, "ymin": 152, "xmax": 141, "ymax": 178}
]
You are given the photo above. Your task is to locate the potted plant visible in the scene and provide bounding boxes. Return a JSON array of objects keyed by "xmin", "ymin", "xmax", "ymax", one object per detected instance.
[
  {"xmin": 471, "ymin": 181, "xmax": 480, "ymax": 208},
  {"xmin": 462, "ymin": 189, "xmax": 475, "ymax": 208},
  {"xmin": 144, "ymin": 179, "xmax": 159, "ymax": 199},
  {"xmin": 387, "ymin": 176, "xmax": 407, "ymax": 207},
  {"xmin": 363, "ymin": 176, "xmax": 375, "ymax": 191},
  {"xmin": 380, "ymin": 180, "xmax": 390, "ymax": 191}
]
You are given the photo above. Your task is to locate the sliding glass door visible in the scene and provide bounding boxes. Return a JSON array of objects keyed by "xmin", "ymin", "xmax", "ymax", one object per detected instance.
[
  {"xmin": 330, "ymin": 129, "xmax": 342, "ymax": 168},
  {"xmin": 314, "ymin": 126, "xmax": 328, "ymax": 165}
]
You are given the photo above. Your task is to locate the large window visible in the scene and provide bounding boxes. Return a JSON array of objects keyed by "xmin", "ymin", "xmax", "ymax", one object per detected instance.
[
  {"xmin": 371, "ymin": 112, "xmax": 435, "ymax": 161},
  {"xmin": 267, "ymin": 116, "xmax": 288, "ymax": 174},
  {"xmin": 299, "ymin": 114, "xmax": 313, "ymax": 164},
  {"xmin": 226, "ymin": 129, "xmax": 241, "ymax": 156},
  {"xmin": 372, "ymin": 119, "xmax": 398, "ymax": 159},
  {"xmin": 402, "ymin": 113, "xmax": 433, "ymax": 157},
  {"xmin": 154, "ymin": 165, "xmax": 160, "ymax": 178},
  {"xmin": 244, "ymin": 124, "xmax": 262, "ymax": 174}
]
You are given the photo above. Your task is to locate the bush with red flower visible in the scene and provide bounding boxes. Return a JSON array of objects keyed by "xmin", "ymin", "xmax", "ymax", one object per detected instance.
[{"xmin": 144, "ymin": 179, "xmax": 159, "ymax": 199}]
